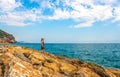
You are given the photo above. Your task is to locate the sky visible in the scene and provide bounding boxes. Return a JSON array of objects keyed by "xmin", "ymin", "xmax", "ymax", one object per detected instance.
[{"xmin": 0, "ymin": 0, "xmax": 120, "ymax": 43}]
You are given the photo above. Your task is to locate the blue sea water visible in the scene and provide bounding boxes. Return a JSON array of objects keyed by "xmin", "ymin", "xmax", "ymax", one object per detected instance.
[{"xmin": 13, "ymin": 43, "xmax": 120, "ymax": 69}]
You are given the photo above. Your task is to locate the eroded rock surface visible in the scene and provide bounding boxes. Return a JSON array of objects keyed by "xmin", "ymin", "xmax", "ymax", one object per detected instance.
[{"xmin": 0, "ymin": 46, "xmax": 120, "ymax": 77}]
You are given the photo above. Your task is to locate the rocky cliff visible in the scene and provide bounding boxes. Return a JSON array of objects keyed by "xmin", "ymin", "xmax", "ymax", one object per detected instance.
[
  {"xmin": 0, "ymin": 30, "xmax": 16, "ymax": 44},
  {"xmin": 0, "ymin": 46, "xmax": 120, "ymax": 77}
]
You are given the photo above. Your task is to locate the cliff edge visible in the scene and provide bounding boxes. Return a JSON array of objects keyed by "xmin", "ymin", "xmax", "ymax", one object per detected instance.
[
  {"xmin": 0, "ymin": 30, "xmax": 16, "ymax": 44},
  {"xmin": 0, "ymin": 46, "xmax": 120, "ymax": 77}
]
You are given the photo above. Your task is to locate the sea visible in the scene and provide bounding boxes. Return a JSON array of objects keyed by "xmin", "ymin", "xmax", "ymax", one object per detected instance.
[{"xmin": 11, "ymin": 43, "xmax": 120, "ymax": 69}]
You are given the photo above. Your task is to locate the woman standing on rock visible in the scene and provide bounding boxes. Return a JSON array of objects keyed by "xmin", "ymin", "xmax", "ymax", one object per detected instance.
[{"xmin": 41, "ymin": 38, "xmax": 45, "ymax": 51}]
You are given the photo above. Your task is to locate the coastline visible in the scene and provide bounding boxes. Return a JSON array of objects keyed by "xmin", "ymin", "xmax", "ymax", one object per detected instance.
[
  {"xmin": 11, "ymin": 42, "xmax": 120, "ymax": 69},
  {"xmin": 0, "ymin": 45, "xmax": 120, "ymax": 77}
]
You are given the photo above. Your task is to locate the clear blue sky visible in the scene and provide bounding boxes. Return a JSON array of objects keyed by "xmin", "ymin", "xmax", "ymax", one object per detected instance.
[{"xmin": 0, "ymin": 0, "xmax": 120, "ymax": 43}]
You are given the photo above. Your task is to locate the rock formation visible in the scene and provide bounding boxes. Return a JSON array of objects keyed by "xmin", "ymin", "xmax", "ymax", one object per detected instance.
[
  {"xmin": 0, "ymin": 46, "xmax": 120, "ymax": 77},
  {"xmin": 0, "ymin": 29, "xmax": 16, "ymax": 44}
]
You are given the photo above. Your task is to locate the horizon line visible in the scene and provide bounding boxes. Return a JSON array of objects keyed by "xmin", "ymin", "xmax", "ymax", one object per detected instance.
[{"xmin": 16, "ymin": 42, "xmax": 120, "ymax": 44}]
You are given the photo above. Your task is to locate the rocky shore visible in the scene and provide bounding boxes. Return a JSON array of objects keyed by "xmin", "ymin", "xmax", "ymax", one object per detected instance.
[{"xmin": 0, "ymin": 46, "xmax": 120, "ymax": 77}]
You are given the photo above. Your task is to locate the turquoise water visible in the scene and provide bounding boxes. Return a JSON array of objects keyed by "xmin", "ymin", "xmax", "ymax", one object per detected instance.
[{"xmin": 13, "ymin": 43, "xmax": 120, "ymax": 69}]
